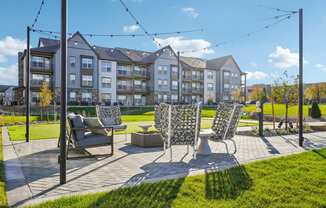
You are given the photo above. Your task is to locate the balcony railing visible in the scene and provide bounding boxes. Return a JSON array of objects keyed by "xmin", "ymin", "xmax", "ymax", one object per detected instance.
[
  {"xmin": 31, "ymin": 62, "xmax": 52, "ymax": 73},
  {"xmin": 117, "ymin": 70, "xmax": 133, "ymax": 78},
  {"xmin": 134, "ymin": 85, "xmax": 148, "ymax": 93},
  {"xmin": 133, "ymin": 70, "xmax": 149, "ymax": 79},
  {"xmin": 117, "ymin": 85, "xmax": 133, "ymax": 92},
  {"xmin": 31, "ymin": 80, "xmax": 51, "ymax": 87}
]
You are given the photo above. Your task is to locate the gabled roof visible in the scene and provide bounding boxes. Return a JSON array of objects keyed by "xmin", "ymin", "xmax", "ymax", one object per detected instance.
[
  {"xmin": 206, "ymin": 55, "xmax": 232, "ymax": 69},
  {"xmin": 31, "ymin": 44, "xmax": 60, "ymax": 53},
  {"xmin": 142, "ymin": 45, "xmax": 177, "ymax": 64},
  {"xmin": 94, "ymin": 46, "xmax": 132, "ymax": 62},
  {"xmin": 180, "ymin": 56, "xmax": 206, "ymax": 69},
  {"xmin": 0, "ymin": 85, "xmax": 14, "ymax": 92},
  {"xmin": 115, "ymin": 47, "xmax": 152, "ymax": 63},
  {"xmin": 38, "ymin": 38, "xmax": 60, "ymax": 47}
]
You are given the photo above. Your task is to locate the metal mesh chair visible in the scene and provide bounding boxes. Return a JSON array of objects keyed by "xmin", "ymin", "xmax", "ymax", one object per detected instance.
[
  {"xmin": 158, "ymin": 103, "xmax": 201, "ymax": 160},
  {"xmin": 96, "ymin": 105, "xmax": 128, "ymax": 140},
  {"xmin": 209, "ymin": 103, "xmax": 242, "ymax": 154}
]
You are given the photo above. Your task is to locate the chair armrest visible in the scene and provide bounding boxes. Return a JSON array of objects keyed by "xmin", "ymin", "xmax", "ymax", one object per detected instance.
[{"xmin": 88, "ymin": 126, "xmax": 114, "ymax": 131}]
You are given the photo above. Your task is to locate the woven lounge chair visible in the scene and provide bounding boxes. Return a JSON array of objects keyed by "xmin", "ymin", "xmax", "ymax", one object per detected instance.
[
  {"xmin": 159, "ymin": 103, "xmax": 201, "ymax": 160},
  {"xmin": 208, "ymin": 103, "xmax": 242, "ymax": 154},
  {"xmin": 64, "ymin": 114, "xmax": 114, "ymax": 159},
  {"xmin": 96, "ymin": 105, "xmax": 128, "ymax": 141}
]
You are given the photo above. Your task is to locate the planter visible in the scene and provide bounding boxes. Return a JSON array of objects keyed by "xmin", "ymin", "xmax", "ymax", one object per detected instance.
[
  {"xmin": 309, "ymin": 124, "xmax": 326, "ymax": 131},
  {"xmin": 131, "ymin": 132, "xmax": 163, "ymax": 147}
]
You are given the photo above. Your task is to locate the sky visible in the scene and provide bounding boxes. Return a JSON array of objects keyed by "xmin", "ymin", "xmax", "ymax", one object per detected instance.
[{"xmin": 0, "ymin": 0, "xmax": 326, "ymax": 86}]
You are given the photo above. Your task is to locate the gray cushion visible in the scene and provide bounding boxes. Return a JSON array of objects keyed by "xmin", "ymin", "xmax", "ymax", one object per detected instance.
[
  {"xmin": 84, "ymin": 117, "xmax": 108, "ymax": 136},
  {"xmin": 70, "ymin": 115, "xmax": 85, "ymax": 140},
  {"xmin": 77, "ymin": 132, "xmax": 112, "ymax": 148}
]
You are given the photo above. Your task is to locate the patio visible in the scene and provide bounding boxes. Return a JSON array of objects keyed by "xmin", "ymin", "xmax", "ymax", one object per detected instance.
[{"xmin": 2, "ymin": 127, "xmax": 326, "ymax": 207}]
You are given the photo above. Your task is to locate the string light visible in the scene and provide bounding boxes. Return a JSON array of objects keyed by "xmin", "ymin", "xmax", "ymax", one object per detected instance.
[
  {"xmin": 31, "ymin": 0, "xmax": 45, "ymax": 28},
  {"xmin": 31, "ymin": 28, "xmax": 203, "ymax": 39},
  {"xmin": 179, "ymin": 13, "xmax": 297, "ymax": 54}
]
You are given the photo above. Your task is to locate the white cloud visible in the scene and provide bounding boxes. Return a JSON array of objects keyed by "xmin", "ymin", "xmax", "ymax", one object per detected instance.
[
  {"xmin": 246, "ymin": 71, "xmax": 268, "ymax": 80},
  {"xmin": 181, "ymin": 7, "xmax": 199, "ymax": 18},
  {"xmin": 154, "ymin": 36, "xmax": 214, "ymax": 58},
  {"xmin": 0, "ymin": 36, "xmax": 25, "ymax": 63},
  {"xmin": 315, "ymin": 64, "xmax": 326, "ymax": 71},
  {"xmin": 0, "ymin": 64, "xmax": 18, "ymax": 85},
  {"xmin": 268, "ymin": 46, "xmax": 308, "ymax": 69},
  {"xmin": 123, "ymin": 25, "xmax": 140, "ymax": 33}
]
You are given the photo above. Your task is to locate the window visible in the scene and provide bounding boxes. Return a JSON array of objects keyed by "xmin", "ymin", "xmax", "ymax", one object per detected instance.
[
  {"xmin": 171, "ymin": 81, "xmax": 178, "ymax": 90},
  {"xmin": 163, "ymin": 94, "xmax": 168, "ymax": 102},
  {"xmin": 224, "ymin": 83, "xmax": 230, "ymax": 89},
  {"xmin": 118, "ymin": 95, "xmax": 127, "ymax": 105},
  {"xmin": 31, "ymin": 74, "xmax": 50, "ymax": 85},
  {"xmin": 70, "ymin": 92, "xmax": 76, "ymax": 101},
  {"xmin": 101, "ymin": 77, "xmax": 112, "ymax": 88},
  {"xmin": 81, "ymin": 57, "xmax": 93, "ymax": 69},
  {"xmin": 163, "ymin": 79, "xmax": 168, "ymax": 86},
  {"xmin": 208, "ymin": 71, "xmax": 214, "ymax": 79},
  {"xmin": 158, "ymin": 65, "xmax": 168, "ymax": 74},
  {"xmin": 171, "ymin": 94, "xmax": 178, "ymax": 101},
  {"xmin": 82, "ymin": 75, "xmax": 92, "ymax": 86},
  {"xmin": 101, "ymin": 61, "xmax": 112, "ymax": 72},
  {"xmin": 207, "ymin": 83, "xmax": 214, "ymax": 91},
  {"xmin": 69, "ymin": 56, "xmax": 76, "ymax": 67},
  {"xmin": 102, "ymin": 93, "xmax": 112, "ymax": 103},
  {"xmin": 224, "ymin": 71, "xmax": 230, "ymax": 77},
  {"xmin": 31, "ymin": 92, "xmax": 40, "ymax": 103},
  {"xmin": 134, "ymin": 94, "xmax": 143, "ymax": 106},
  {"xmin": 31, "ymin": 56, "xmax": 50, "ymax": 69},
  {"xmin": 70, "ymin": 74, "xmax": 76, "ymax": 85},
  {"xmin": 171, "ymin": 66, "xmax": 178, "ymax": 73},
  {"xmin": 82, "ymin": 92, "xmax": 92, "ymax": 102}
]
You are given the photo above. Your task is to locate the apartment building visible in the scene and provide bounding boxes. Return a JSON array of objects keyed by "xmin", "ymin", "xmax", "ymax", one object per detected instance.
[{"xmin": 17, "ymin": 32, "xmax": 246, "ymax": 106}]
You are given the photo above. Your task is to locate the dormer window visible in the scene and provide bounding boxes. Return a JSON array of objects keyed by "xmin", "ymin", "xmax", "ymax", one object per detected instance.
[{"xmin": 81, "ymin": 57, "xmax": 93, "ymax": 69}]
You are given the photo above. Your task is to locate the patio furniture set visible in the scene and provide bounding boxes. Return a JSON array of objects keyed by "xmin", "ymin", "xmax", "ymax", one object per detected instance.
[{"xmin": 62, "ymin": 103, "xmax": 242, "ymax": 160}]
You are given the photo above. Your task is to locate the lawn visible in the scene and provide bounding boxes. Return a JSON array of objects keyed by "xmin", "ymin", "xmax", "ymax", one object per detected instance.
[
  {"xmin": 7, "ymin": 120, "xmax": 258, "ymax": 141},
  {"xmin": 29, "ymin": 148, "xmax": 326, "ymax": 208},
  {"xmin": 0, "ymin": 115, "xmax": 40, "ymax": 126},
  {"xmin": 243, "ymin": 103, "xmax": 326, "ymax": 118},
  {"xmin": 0, "ymin": 129, "xmax": 8, "ymax": 207}
]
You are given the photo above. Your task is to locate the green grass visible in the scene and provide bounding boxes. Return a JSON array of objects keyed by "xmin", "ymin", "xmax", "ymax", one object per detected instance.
[
  {"xmin": 0, "ymin": 129, "xmax": 8, "ymax": 207},
  {"xmin": 7, "ymin": 120, "xmax": 257, "ymax": 141},
  {"xmin": 0, "ymin": 115, "xmax": 40, "ymax": 126},
  {"xmin": 29, "ymin": 148, "xmax": 326, "ymax": 208},
  {"xmin": 243, "ymin": 103, "xmax": 326, "ymax": 118}
]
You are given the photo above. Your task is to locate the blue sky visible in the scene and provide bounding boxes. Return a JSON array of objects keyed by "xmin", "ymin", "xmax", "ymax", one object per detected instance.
[{"xmin": 1, "ymin": 0, "xmax": 326, "ymax": 86}]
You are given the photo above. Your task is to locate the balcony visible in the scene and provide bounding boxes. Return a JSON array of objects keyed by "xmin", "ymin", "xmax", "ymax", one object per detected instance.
[
  {"xmin": 192, "ymin": 75, "xmax": 204, "ymax": 81},
  {"xmin": 134, "ymin": 85, "xmax": 148, "ymax": 93},
  {"xmin": 31, "ymin": 62, "xmax": 52, "ymax": 74},
  {"xmin": 117, "ymin": 70, "xmax": 133, "ymax": 78},
  {"xmin": 133, "ymin": 70, "xmax": 149, "ymax": 79},
  {"xmin": 171, "ymin": 72, "xmax": 179, "ymax": 80},
  {"xmin": 117, "ymin": 85, "xmax": 133, "ymax": 93}
]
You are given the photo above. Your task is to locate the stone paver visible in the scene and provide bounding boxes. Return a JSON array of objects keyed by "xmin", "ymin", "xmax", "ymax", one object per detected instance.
[{"xmin": 2, "ymin": 127, "xmax": 326, "ymax": 207}]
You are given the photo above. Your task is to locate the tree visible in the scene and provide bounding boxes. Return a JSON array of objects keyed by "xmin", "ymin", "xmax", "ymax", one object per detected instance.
[
  {"xmin": 39, "ymin": 82, "xmax": 53, "ymax": 120},
  {"xmin": 311, "ymin": 102, "xmax": 321, "ymax": 118},
  {"xmin": 272, "ymin": 71, "xmax": 298, "ymax": 130},
  {"xmin": 231, "ymin": 88, "xmax": 241, "ymax": 103},
  {"xmin": 249, "ymin": 86, "xmax": 263, "ymax": 101},
  {"xmin": 305, "ymin": 83, "xmax": 326, "ymax": 103}
]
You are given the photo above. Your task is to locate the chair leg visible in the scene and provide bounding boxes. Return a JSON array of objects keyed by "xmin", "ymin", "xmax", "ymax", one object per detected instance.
[
  {"xmin": 111, "ymin": 142, "xmax": 114, "ymax": 155},
  {"xmin": 125, "ymin": 130, "xmax": 128, "ymax": 141},
  {"xmin": 170, "ymin": 146, "xmax": 172, "ymax": 162},
  {"xmin": 221, "ymin": 140, "xmax": 229, "ymax": 154},
  {"xmin": 163, "ymin": 141, "xmax": 166, "ymax": 154},
  {"xmin": 229, "ymin": 139, "xmax": 237, "ymax": 154},
  {"xmin": 187, "ymin": 145, "xmax": 189, "ymax": 154},
  {"xmin": 193, "ymin": 145, "xmax": 196, "ymax": 159}
]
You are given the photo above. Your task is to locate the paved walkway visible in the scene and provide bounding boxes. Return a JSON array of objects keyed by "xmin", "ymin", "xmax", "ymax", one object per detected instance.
[{"xmin": 2, "ymin": 127, "xmax": 326, "ymax": 207}]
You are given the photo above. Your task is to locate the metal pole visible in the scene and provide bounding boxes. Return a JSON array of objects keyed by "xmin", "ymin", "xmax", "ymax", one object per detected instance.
[
  {"xmin": 298, "ymin": 8, "xmax": 304, "ymax": 147},
  {"xmin": 25, "ymin": 26, "xmax": 30, "ymax": 143},
  {"xmin": 59, "ymin": 0, "xmax": 67, "ymax": 185},
  {"xmin": 177, "ymin": 51, "xmax": 181, "ymax": 103}
]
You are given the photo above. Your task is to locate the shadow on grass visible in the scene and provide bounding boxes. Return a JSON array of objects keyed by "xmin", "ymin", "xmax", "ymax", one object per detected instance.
[
  {"xmin": 312, "ymin": 149, "xmax": 326, "ymax": 159},
  {"xmin": 86, "ymin": 177, "xmax": 185, "ymax": 208},
  {"xmin": 205, "ymin": 164, "xmax": 252, "ymax": 200}
]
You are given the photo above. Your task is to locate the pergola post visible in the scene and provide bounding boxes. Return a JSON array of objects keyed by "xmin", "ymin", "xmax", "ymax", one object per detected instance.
[
  {"xmin": 25, "ymin": 26, "xmax": 30, "ymax": 143},
  {"xmin": 298, "ymin": 8, "xmax": 304, "ymax": 147},
  {"xmin": 59, "ymin": 0, "xmax": 67, "ymax": 185},
  {"xmin": 177, "ymin": 51, "xmax": 181, "ymax": 103}
]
